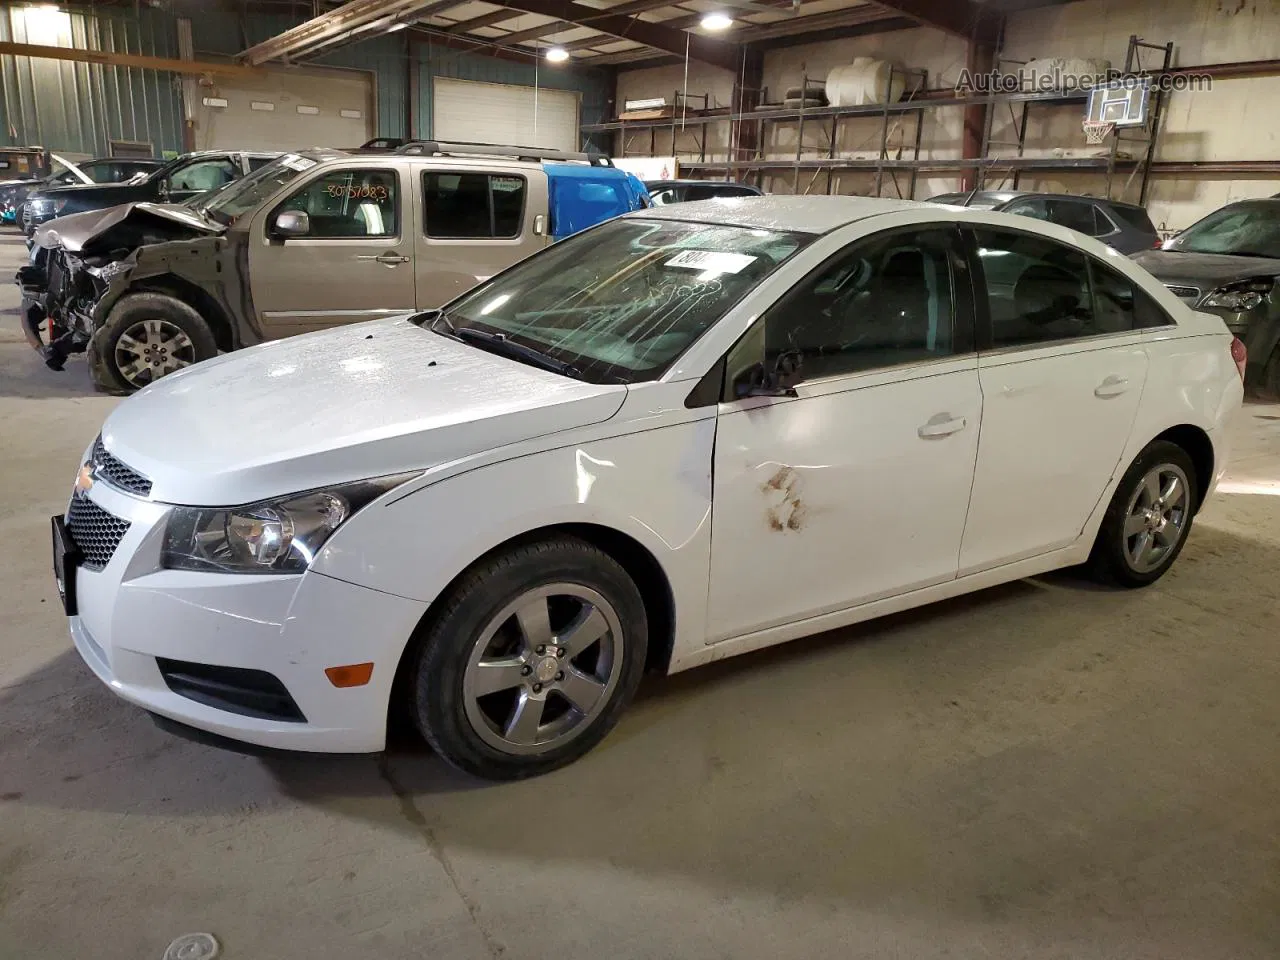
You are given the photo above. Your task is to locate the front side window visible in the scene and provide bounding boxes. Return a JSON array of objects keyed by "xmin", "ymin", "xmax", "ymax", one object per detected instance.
[
  {"xmin": 276, "ymin": 168, "xmax": 399, "ymax": 237},
  {"xmin": 1164, "ymin": 201, "xmax": 1280, "ymax": 258},
  {"xmin": 424, "ymin": 172, "xmax": 525, "ymax": 239},
  {"xmin": 730, "ymin": 227, "xmax": 960, "ymax": 389},
  {"xmin": 168, "ymin": 158, "xmax": 238, "ymax": 193},
  {"xmin": 974, "ymin": 228, "xmax": 1163, "ymax": 347},
  {"xmin": 440, "ymin": 217, "xmax": 809, "ymax": 384}
]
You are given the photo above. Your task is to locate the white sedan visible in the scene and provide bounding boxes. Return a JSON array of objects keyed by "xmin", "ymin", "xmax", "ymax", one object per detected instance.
[{"xmin": 54, "ymin": 196, "xmax": 1245, "ymax": 780}]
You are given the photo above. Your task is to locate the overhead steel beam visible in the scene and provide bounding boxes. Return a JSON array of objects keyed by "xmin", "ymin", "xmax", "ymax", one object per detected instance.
[
  {"xmin": 0, "ymin": 40, "xmax": 264, "ymax": 77},
  {"xmin": 464, "ymin": 0, "xmax": 679, "ymax": 44},
  {"xmin": 867, "ymin": 0, "xmax": 1000, "ymax": 41},
  {"xmin": 470, "ymin": 0, "xmax": 745, "ymax": 71},
  {"xmin": 239, "ymin": 0, "xmax": 466, "ymax": 64}
]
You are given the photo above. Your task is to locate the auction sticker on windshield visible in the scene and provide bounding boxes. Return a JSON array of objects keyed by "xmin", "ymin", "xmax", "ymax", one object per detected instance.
[
  {"xmin": 665, "ymin": 250, "xmax": 756, "ymax": 274},
  {"xmin": 280, "ymin": 154, "xmax": 317, "ymax": 172}
]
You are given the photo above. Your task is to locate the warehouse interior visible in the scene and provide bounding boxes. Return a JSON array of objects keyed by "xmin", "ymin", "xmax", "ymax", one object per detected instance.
[{"xmin": 2, "ymin": 0, "xmax": 1280, "ymax": 958}]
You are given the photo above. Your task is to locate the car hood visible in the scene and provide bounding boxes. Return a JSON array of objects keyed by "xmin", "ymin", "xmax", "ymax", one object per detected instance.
[
  {"xmin": 1131, "ymin": 249, "xmax": 1280, "ymax": 289},
  {"xmin": 33, "ymin": 201, "xmax": 222, "ymax": 253},
  {"xmin": 100, "ymin": 317, "xmax": 628, "ymax": 506}
]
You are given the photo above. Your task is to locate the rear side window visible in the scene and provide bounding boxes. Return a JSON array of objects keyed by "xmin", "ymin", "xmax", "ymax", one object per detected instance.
[
  {"xmin": 1046, "ymin": 199, "xmax": 1099, "ymax": 236},
  {"xmin": 973, "ymin": 228, "xmax": 1170, "ymax": 347},
  {"xmin": 423, "ymin": 172, "xmax": 526, "ymax": 239}
]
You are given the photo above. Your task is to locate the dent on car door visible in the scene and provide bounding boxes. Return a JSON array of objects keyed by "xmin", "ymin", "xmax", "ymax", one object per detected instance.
[
  {"xmin": 413, "ymin": 169, "xmax": 549, "ymax": 308},
  {"xmin": 249, "ymin": 164, "xmax": 417, "ymax": 337},
  {"xmin": 958, "ymin": 226, "xmax": 1161, "ymax": 574},
  {"xmin": 705, "ymin": 225, "xmax": 983, "ymax": 643}
]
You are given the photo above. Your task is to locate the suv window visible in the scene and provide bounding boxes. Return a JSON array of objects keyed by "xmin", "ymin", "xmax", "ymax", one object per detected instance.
[
  {"xmin": 1108, "ymin": 203, "xmax": 1156, "ymax": 234},
  {"xmin": 735, "ymin": 227, "xmax": 959, "ymax": 385},
  {"xmin": 278, "ymin": 169, "xmax": 399, "ymax": 237},
  {"xmin": 1005, "ymin": 197, "xmax": 1111, "ymax": 238},
  {"xmin": 974, "ymin": 228, "xmax": 1163, "ymax": 347},
  {"xmin": 168, "ymin": 158, "xmax": 238, "ymax": 193},
  {"xmin": 424, "ymin": 172, "xmax": 525, "ymax": 239}
]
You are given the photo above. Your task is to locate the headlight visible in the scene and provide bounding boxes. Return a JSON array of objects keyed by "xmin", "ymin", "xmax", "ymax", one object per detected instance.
[
  {"xmin": 161, "ymin": 473, "xmax": 418, "ymax": 574},
  {"xmin": 86, "ymin": 259, "xmax": 133, "ymax": 281},
  {"xmin": 1200, "ymin": 279, "xmax": 1274, "ymax": 313}
]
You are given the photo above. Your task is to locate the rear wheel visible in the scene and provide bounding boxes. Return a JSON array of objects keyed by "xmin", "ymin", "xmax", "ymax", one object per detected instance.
[
  {"xmin": 1087, "ymin": 440, "xmax": 1198, "ymax": 587},
  {"xmin": 88, "ymin": 292, "xmax": 217, "ymax": 394},
  {"xmin": 410, "ymin": 537, "xmax": 648, "ymax": 780}
]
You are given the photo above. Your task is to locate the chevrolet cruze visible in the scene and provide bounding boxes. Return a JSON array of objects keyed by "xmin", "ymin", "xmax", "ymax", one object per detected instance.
[{"xmin": 53, "ymin": 197, "xmax": 1245, "ymax": 780}]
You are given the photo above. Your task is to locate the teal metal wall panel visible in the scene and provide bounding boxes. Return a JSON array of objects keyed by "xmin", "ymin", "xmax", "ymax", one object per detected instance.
[
  {"xmin": 2, "ymin": 5, "xmax": 609, "ymax": 155},
  {"xmin": 1, "ymin": 4, "xmax": 183, "ymax": 157}
]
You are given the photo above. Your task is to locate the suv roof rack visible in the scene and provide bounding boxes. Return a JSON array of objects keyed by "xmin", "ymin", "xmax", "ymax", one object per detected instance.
[{"xmin": 394, "ymin": 140, "xmax": 613, "ymax": 166}]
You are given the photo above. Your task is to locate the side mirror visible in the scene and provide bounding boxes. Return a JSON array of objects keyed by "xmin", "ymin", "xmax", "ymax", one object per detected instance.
[
  {"xmin": 738, "ymin": 350, "xmax": 803, "ymax": 399},
  {"xmin": 272, "ymin": 210, "xmax": 310, "ymax": 238}
]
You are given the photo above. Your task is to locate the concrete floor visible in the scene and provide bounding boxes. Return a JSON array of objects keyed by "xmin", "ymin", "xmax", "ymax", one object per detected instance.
[{"xmin": 1, "ymin": 229, "xmax": 1278, "ymax": 960}]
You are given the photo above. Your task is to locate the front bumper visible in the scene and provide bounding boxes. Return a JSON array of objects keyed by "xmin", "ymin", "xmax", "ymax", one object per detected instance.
[{"xmin": 63, "ymin": 470, "xmax": 428, "ymax": 753}]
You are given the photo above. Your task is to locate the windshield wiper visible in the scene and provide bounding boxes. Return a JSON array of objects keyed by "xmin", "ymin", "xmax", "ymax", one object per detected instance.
[{"xmin": 434, "ymin": 319, "xmax": 578, "ymax": 378}]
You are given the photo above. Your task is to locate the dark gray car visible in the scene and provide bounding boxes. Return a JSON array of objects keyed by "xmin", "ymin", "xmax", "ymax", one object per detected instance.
[
  {"xmin": 928, "ymin": 190, "xmax": 1160, "ymax": 255},
  {"xmin": 1132, "ymin": 197, "xmax": 1280, "ymax": 395}
]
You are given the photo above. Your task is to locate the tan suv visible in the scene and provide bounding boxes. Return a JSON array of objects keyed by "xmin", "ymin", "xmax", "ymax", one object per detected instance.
[{"xmin": 19, "ymin": 142, "xmax": 649, "ymax": 392}]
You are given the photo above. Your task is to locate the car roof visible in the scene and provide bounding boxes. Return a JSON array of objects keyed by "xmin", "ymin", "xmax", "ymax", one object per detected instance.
[
  {"xmin": 645, "ymin": 178, "xmax": 756, "ymax": 187},
  {"xmin": 630, "ymin": 195, "xmax": 922, "ymax": 234}
]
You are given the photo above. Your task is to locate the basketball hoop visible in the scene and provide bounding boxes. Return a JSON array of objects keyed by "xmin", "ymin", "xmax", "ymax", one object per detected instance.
[{"xmin": 1083, "ymin": 119, "xmax": 1115, "ymax": 145}]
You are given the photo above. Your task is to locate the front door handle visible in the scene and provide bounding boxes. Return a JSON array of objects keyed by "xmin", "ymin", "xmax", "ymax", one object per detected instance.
[
  {"xmin": 1094, "ymin": 375, "xmax": 1130, "ymax": 399},
  {"xmin": 356, "ymin": 252, "xmax": 410, "ymax": 265},
  {"xmin": 918, "ymin": 413, "xmax": 967, "ymax": 439}
]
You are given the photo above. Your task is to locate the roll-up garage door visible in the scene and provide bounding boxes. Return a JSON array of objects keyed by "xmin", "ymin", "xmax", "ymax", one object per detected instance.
[
  {"xmin": 193, "ymin": 67, "xmax": 373, "ymax": 152},
  {"xmin": 432, "ymin": 77, "xmax": 580, "ymax": 151}
]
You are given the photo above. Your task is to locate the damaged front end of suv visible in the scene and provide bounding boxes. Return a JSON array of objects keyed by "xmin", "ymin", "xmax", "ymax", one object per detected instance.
[{"xmin": 16, "ymin": 202, "xmax": 234, "ymax": 390}]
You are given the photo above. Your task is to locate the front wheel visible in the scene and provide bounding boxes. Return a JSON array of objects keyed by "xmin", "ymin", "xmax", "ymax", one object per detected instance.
[
  {"xmin": 88, "ymin": 292, "xmax": 217, "ymax": 394},
  {"xmin": 1087, "ymin": 440, "xmax": 1199, "ymax": 588},
  {"xmin": 410, "ymin": 537, "xmax": 648, "ymax": 780}
]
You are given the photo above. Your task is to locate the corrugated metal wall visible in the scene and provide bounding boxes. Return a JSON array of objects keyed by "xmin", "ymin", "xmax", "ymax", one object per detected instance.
[
  {"xmin": 413, "ymin": 41, "xmax": 613, "ymax": 150},
  {"xmin": 0, "ymin": 4, "xmax": 184, "ymax": 157},
  {"xmin": 1, "ymin": 3, "xmax": 611, "ymax": 157}
]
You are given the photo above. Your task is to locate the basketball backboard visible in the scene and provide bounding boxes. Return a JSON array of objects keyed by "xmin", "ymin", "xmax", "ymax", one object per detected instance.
[{"xmin": 1085, "ymin": 78, "xmax": 1151, "ymax": 127}]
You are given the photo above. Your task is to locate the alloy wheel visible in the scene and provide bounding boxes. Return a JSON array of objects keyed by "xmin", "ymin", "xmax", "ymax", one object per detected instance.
[
  {"xmin": 114, "ymin": 318, "xmax": 196, "ymax": 387},
  {"xmin": 462, "ymin": 583, "xmax": 624, "ymax": 756},
  {"xmin": 1122, "ymin": 462, "xmax": 1191, "ymax": 574}
]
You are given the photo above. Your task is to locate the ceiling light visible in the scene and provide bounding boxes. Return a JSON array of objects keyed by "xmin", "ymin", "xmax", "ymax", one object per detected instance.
[
  {"xmin": 700, "ymin": 12, "xmax": 733, "ymax": 30},
  {"xmin": 545, "ymin": 46, "xmax": 570, "ymax": 63}
]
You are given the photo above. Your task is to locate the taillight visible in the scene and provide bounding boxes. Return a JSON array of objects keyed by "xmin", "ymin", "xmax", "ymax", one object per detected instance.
[
  {"xmin": 1230, "ymin": 337, "xmax": 1247, "ymax": 381},
  {"xmin": 1153, "ymin": 237, "xmax": 1163, "ymax": 248}
]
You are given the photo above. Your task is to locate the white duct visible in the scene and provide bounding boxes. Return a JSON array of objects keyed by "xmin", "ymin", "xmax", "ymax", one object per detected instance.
[{"xmin": 826, "ymin": 58, "xmax": 906, "ymax": 107}]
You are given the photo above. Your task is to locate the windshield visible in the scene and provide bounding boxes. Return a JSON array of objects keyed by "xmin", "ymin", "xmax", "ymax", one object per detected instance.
[
  {"xmin": 441, "ymin": 217, "xmax": 810, "ymax": 384},
  {"xmin": 196, "ymin": 154, "xmax": 317, "ymax": 225},
  {"xmin": 1166, "ymin": 201, "xmax": 1280, "ymax": 258}
]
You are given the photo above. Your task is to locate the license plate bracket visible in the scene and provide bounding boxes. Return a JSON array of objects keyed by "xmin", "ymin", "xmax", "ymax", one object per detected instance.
[{"xmin": 51, "ymin": 514, "xmax": 80, "ymax": 616}]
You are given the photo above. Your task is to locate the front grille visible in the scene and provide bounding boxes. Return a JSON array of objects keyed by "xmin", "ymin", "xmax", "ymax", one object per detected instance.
[
  {"xmin": 66, "ymin": 494, "xmax": 130, "ymax": 571},
  {"xmin": 1165, "ymin": 284, "xmax": 1201, "ymax": 300},
  {"xmin": 155, "ymin": 658, "xmax": 307, "ymax": 723},
  {"xmin": 92, "ymin": 436, "xmax": 152, "ymax": 497}
]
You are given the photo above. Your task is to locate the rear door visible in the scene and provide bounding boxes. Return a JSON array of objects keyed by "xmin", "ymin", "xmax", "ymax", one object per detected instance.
[
  {"xmin": 413, "ymin": 166, "xmax": 548, "ymax": 308},
  {"xmin": 957, "ymin": 225, "xmax": 1159, "ymax": 573},
  {"xmin": 248, "ymin": 159, "xmax": 416, "ymax": 337}
]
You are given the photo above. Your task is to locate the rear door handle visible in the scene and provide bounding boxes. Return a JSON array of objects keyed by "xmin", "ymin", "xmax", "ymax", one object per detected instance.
[
  {"xmin": 918, "ymin": 413, "xmax": 967, "ymax": 439},
  {"xmin": 356, "ymin": 253, "xmax": 410, "ymax": 265},
  {"xmin": 1094, "ymin": 375, "xmax": 1130, "ymax": 399}
]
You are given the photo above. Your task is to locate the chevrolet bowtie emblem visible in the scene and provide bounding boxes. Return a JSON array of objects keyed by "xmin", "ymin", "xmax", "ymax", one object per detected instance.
[{"xmin": 75, "ymin": 462, "xmax": 94, "ymax": 493}]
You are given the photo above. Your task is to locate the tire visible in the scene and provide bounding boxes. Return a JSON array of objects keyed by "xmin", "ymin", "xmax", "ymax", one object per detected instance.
[
  {"xmin": 88, "ymin": 292, "xmax": 217, "ymax": 394},
  {"xmin": 410, "ymin": 537, "xmax": 648, "ymax": 780},
  {"xmin": 1086, "ymin": 440, "xmax": 1199, "ymax": 588}
]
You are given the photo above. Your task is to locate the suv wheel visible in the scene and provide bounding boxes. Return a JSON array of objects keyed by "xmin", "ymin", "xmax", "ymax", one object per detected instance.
[
  {"xmin": 89, "ymin": 292, "xmax": 217, "ymax": 394},
  {"xmin": 410, "ymin": 537, "xmax": 648, "ymax": 780}
]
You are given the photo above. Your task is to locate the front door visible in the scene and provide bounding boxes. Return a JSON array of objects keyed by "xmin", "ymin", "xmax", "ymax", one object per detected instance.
[
  {"xmin": 958, "ymin": 226, "xmax": 1151, "ymax": 573},
  {"xmin": 249, "ymin": 163, "xmax": 416, "ymax": 338},
  {"xmin": 413, "ymin": 168, "xmax": 549, "ymax": 308},
  {"xmin": 706, "ymin": 225, "xmax": 983, "ymax": 643}
]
